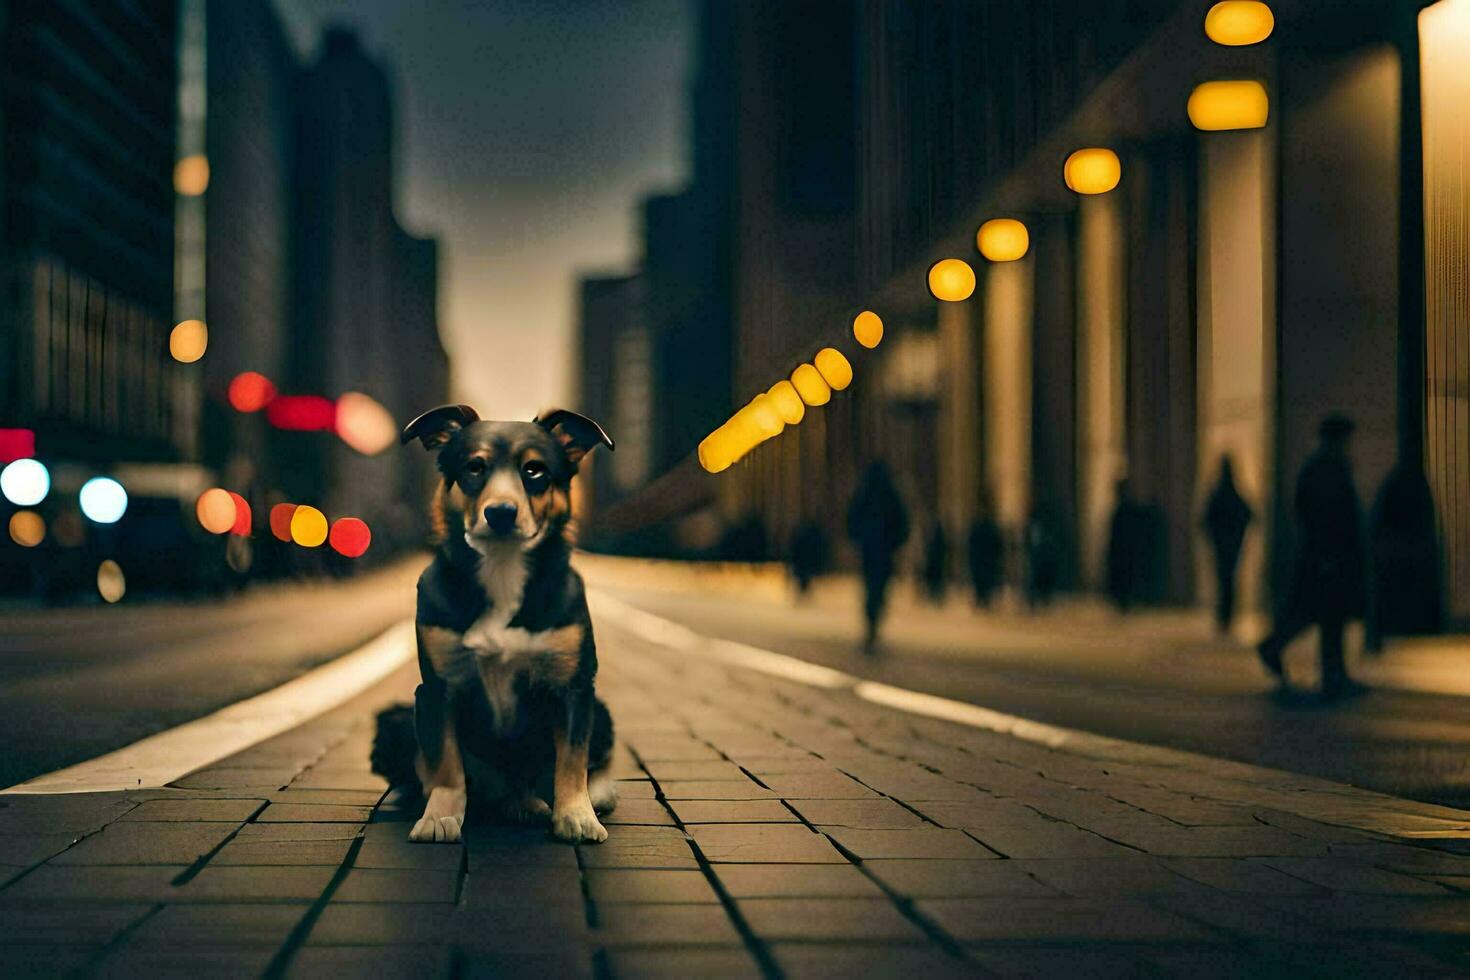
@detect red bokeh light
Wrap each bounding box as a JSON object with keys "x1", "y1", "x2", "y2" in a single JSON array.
[
  {"x1": 228, "y1": 372, "x2": 277, "y2": 413},
  {"x1": 266, "y1": 395, "x2": 337, "y2": 431},
  {"x1": 329, "y1": 517, "x2": 371, "y2": 558},
  {"x1": 227, "y1": 492, "x2": 252, "y2": 536},
  {"x1": 269, "y1": 503, "x2": 297, "y2": 542},
  {"x1": 0, "y1": 429, "x2": 36, "y2": 464}
]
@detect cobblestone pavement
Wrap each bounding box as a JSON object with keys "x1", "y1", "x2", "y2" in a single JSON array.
[{"x1": 7, "y1": 602, "x2": 1470, "y2": 977}]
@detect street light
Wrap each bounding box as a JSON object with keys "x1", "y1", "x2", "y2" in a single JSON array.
[
  {"x1": 79, "y1": 477, "x2": 128, "y2": 524},
  {"x1": 196, "y1": 488, "x2": 236, "y2": 535},
  {"x1": 0, "y1": 458, "x2": 49, "y2": 506},
  {"x1": 1204, "y1": 1, "x2": 1274, "y2": 46},
  {"x1": 169, "y1": 319, "x2": 208, "y2": 363},
  {"x1": 1064, "y1": 148, "x2": 1121, "y2": 194},
  {"x1": 791, "y1": 363, "x2": 833, "y2": 406},
  {"x1": 290, "y1": 505, "x2": 329, "y2": 547},
  {"x1": 814, "y1": 348, "x2": 853, "y2": 391},
  {"x1": 767, "y1": 380, "x2": 806, "y2": 425},
  {"x1": 928, "y1": 258, "x2": 977, "y2": 300},
  {"x1": 1187, "y1": 80, "x2": 1270, "y2": 131},
  {"x1": 853, "y1": 310, "x2": 884, "y2": 349},
  {"x1": 976, "y1": 220, "x2": 1029, "y2": 263}
]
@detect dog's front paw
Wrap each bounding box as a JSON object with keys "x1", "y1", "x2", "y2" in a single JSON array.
[
  {"x1": 409, "y1": 812, "x2": 463, "y2": 843},
  {"x1": 552, "y1": 802, "x2": 608, "y2": 844}
]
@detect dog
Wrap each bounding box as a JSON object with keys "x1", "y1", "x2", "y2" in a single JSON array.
[{"x1": 370, "y1": 404, "x2": 617, "y2": 845}]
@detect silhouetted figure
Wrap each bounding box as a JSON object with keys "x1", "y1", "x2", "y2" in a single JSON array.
[
  {"x1": 1105, "y1": 479, "x2": 1144, "y2": 611},
  {"x1": 1024, "y1": 507, "x2": 1060, "y2": 609},
  {"x1": 788, "y1": 520, "x2": 828, "y2": 600},
  {"x1": 1367, "y1": 462, "x2": 1442, "y2": 650},
  {"x1": 1258, "y1": 415, "x2": 1366, "y2": 698},
  {"x1": 847, "y1": 462, "x2": 909, "y2": 650},
  {"x1": 1203, "y1": 456, "x2": 1253, "y2": 634},
  {"x1": 921, "y1": 523, "x2": 948, "y2": 604},
  {"x1": 967, "y1": 514, "x2": 1003, "y2": 608}
]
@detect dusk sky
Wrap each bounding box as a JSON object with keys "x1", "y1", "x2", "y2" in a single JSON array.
[{"x1": 276, "y1": 0, "x2": 692, "y2": 421}]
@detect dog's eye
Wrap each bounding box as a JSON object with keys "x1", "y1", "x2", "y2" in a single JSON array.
[
  {"x1": 465, "y1": 458, "x2": 486, "y2": 475},
  {"x1": 522, "y1": 461, "x2": 548, "y2": 482}
]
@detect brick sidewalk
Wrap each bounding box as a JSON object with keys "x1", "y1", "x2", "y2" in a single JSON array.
[{"x1": 6, "y1": 606, "x2": 1470, "y2": 977}]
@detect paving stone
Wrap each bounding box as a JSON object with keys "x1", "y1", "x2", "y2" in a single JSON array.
[
  {"x1": 726, "y1": 755, "x2": 830, "y2": 775},
  {"x1": 286, "y1": 945, "x2": 455, "y2": 979},
  {"x1": 129, "y1": 902, "x2": 310, "y2": 945},
  {"x1": 458, "y1": 866, "x2": 584, "y2": 908},
  {"x1": 175, "y1": 864, "x2": 336, "y2": 902},
  {"x1": 1328, "y1": 842, "x2": 1470, "y2": 877},
  {"x1": 1010, "y1": 857, "x2": 1204, "y2": 897},
  {"x1": 759, "y1": 773, "x2": 879, "y2": 799},
  {"x1": 713, "y1": 862, "x2": 884, "y2": 898},
  {"x1": 271, "y1": 789, "x2": 386, "y2": 806},
  {"x1": 1117, "y1": 825, "x2": 1329, "y2": 858},
  {"x1": 738, "y1": 897, "x2": 926, "y2": 941},
  {"x1": 91, "y1": 944, "x2": 277, "y2": 978},
  {"x1": 258, "y1": 803, "x2": 375, "y2": 823},
  {"x1": 595, "y1": 903, "x2": 743, "y2": 946},
  {"x1": 171, "y1": 767, "x2": 297, "y2": 790},
  {"x1": 48, "y1": 822, "x2": 236, "y2": 865},
  {"x1": 467, "y1": 842, "x2": 581, "y2": 869},
  {"x1": 670, "y1": 800, "x2": 796, "y2": 824},
  {"x1": 603, "y1": 947, "x2": 762, "y2": 978},
  {"x1": 1283, "y1": 894, "x2": 1470, "y2": 937},
  {"x1": 586, "y1": 868, "x2": 720, "y2": 903},
  {"x1": 235, "y1": 822, "x2": 362, "y2": 842},
  {"x1": 642, "y1": 760, "x2": 752, "y2": 782},
  {"x1": 1165, "y1": 857, "x2": 1330, "y2": 894},
  {"x1": 116, "y1": 798, "x2": 266, "y2": 822},
  {"x1": 0, "y1": 902, "x2": 153, "y2": 946},
  {"x1": 0, "y1": 797, "x2": 135, "y2": 835},
  {"x1": 334, "y1": 867, "x2": 458, "y2": 903},
  {"x1": 918, "y1": 897, "x2": 1221, "y2": 944},
  {"x1": 0, "y1": 944, "x2": 94, "y2": 977},
  {"x1": 0, "y1": 864, "x2": 185, "y2": 902},
  {"x1": 789, "y1": 798, "x2": 925, "y2": 829},
  {"x1": 211, "y1": 838, "x2": 355, "y2": 866},
  {"x1": 459, "y1": 946, "x2": 595, "y2": 979},
  {"x1": 1260, "y1": 857, "x2": 1452, "y2": 895},
  {"x1": 605, "y1": 799, "x2": 678, "y2": 826},
  {"x1": 577, "y1": 839, "x2": 700, "y2": 870},
  {"x1": 773, "y1": 943, "x2": 982, "y2": 980},
  {"x1": 962, "y1": 822, "x2": 1136, "y2": 859},
  {"x1": 306, "y1": 903, "x2": 450, "y2": 945},
  {"x1": 863, "y1": 859, "x2": 1060, "y2": 898},
  {"x1": 288, "y1": 769, "x2": 388, "y2": 792},
  {"x1": 688, "y1": 824, "x2": 845, "y2": 864},
  {"x1": 912, "y1": 798, "x2": 1060, "y2": 829},
  {"x1": 628, "y1": 738, "x2": 723, "y2": 762},
  {"x1": 966, "y1": 944, "x2": 1155, "y2": 978},
  {"x1": 353, "y1": 841, "x2": 462, "y2": 871},
  {"x1": 658, "y1": 781, "x2": 776, "y2": 801},
  {"x1": 1157, "y1": 890, "x2": 1334, "y2": 943},
  {"x1": 822, "y1": 827, "x2": 999, "y2": 860},
  {"x1": 617, "y1": 780, "x2": 659, "y2": 800},
  {"x1": 0, "y1": 833, "x2": 83, "y2": 866}
]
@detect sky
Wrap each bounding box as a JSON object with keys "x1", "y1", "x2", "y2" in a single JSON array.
[{"x1": 275, "y1": 0, "x2": 692, "y2": 421}]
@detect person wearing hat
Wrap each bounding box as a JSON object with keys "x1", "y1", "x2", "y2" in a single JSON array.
[{"x1": 1257, "y1": 413, "x2": 1367, "y2": 698}]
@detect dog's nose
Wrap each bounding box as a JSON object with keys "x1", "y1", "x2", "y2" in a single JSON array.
[{"x1": 483, "y1": 503, "x2": 518, "y2": 535}]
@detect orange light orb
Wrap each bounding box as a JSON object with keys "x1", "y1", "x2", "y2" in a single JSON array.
[
  {"x1": 853, "y1": 310, "x2": 884, "y2": 349},
  {"x1": 1063, "y1": 148, "x2": 1121, "y2": 195},
  {"x1": 329, "y1": 517, "x2": 372, "y2": 558},
  {"x1": 228, "y1": 372, "x2": 277, "y2": 413},
  {"x1": 269, "y1": 503, "x2": 297, "y2": 542},
  {"x1": 814, "y1": 348, "x2": 853, "y2": 391},
  {"x1": 767, "y1": 380, "x2": 806, "y2": 425},
  {"x1": 173, "y1": 154, "x2": 210, "y2": 196},
  {"x1": 1187, "y1": 80, "x2": 1270, "y2": 131},
  {"x1": 196, "y1": 488, "x2": 237, "y2": 535},
  {"x1": 227, "y1": 492, "x2": 252, "y2": 536},
  {"x1": 927, "y1": 258, "x2": 977, "y2": 300},
  {"x1": 290, "y1": 505, "x2": 328, "y2": 547},
  {"x1": 335, "y1": 392, "x2": 397, "y2": 456},
  {"x1": 1204, "y1": 1, "x2": 1274, "y2": 46},
  {"x1": 169, "y1": 320, "x2": 208, "y2": 363},
  {"x1": 790, "y1": 364, "x2": 832, "y2": 406},
  {"x1": 8, "y1": 511, "x2": 44, "y2": 547},
  {"x1": 96, "y1": 560, "x2": 126, "y2": 603},
  {"x1": 976, "y1": 220, "x2": 1029, "y2": 262}
]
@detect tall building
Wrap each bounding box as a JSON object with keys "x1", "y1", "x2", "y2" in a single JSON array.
[{"x1": 0, "y1": 0, "x2": 182, "y2": 463}]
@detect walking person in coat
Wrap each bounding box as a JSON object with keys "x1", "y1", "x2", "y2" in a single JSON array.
[
  {"x1": 847, "y1": 461, "x2": 909, "y2": 651},
  {"x1": 1203, "y1": 455, "x2": 1253, "y2": 634}
]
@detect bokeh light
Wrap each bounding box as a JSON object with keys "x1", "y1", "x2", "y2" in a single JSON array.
[
  {"x1": 96, "y1": 560, "x2": 126, "y2": 603},
  {"x1": 196, "y1": 488, "x2": 237, "y2": 535},
  {"x1": 927, "y1": 258, "x2": 978, "y2": 300},
  {"x1": 746, "y1": 395, "x2": 785, "y2": 440},
  {"x1": 227, "y1": 492, "x2": 252, "y2": 536},
  {"x1": 335, "y1": 392, "x2": 397, "y2": 455},
  {"x1": 853, "y1": 311, "x2": 884, "y2": 349},
  {"x1": 269, "y1": 503, "x2": 297, "y2": 542},
  {"x1": 1, "y1": 458, "x2": 50, "y2": 506},
  {"x1": 329, "y1": 517, "x2": 372, "y2": 557},
  {"x1": 79, "y1": 477, "x2": 128, "y2": 524},
  {"x1": 8, "y1": 511, "x2": 44, "y2": 547},
  {"x1": 1204, "y1": 1, "x2": 1274, "y2": 46},
  {"x1": 1187, "y1": 80, "x2": 1270, "y2": 131},
  {"x1": 976, "y1": 220, "x2": 1029, "y2": 262},
  {"x1": 1063, "y1": 148, "x2": 1121, "y2": 194},
  {"x1": 228, "y1": 372, "x2": 277, "y2": 413},
  {"x1": 169, "y1": 319, "x2": 208, "y2": 363},
  {"x1": 814, "y1": 348, "x2": 854, "y2": 391},
  {"x1": 291, "y1": 505, "x2": 329, "y2": 547},
  {"x1": 767, "y1": 380, "x2": 806, "y2": 425},
  {"x1": 266, "y1": 395, "x2": 337, "y2": 431},
  {"x1": 173, "y1": 154, "x2": 210, "y2": 196},
  {"x1": 698, "y1": 428, "x2": 739, "y2": 474},
  {"x1": 791, "y1": 363, "x2": 832, "y2": 406}
]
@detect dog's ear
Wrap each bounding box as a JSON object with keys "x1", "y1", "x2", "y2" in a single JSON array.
[
  {"x1": 401, "y1": 404, "x2": 479, "y2": 450},
  {"x1": 534, "y1": 408, "x2": 614, "y2": 467}
]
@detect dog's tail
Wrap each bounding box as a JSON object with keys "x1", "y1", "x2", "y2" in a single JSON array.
[{"x1": 370, "y1": 703, "x2": 422, "y2": 796}]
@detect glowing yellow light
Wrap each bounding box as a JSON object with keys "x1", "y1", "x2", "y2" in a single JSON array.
[
  {"x1": 8, "y1": 511, "x2": 44, "y2": 547},
  {"x1": 1204, "y1": 1, "x2": 1274, "y2": 46},
  {"x1": 335, "y1": 392, "x2": 397, "y2": 455},
  {"x1": 97, "y1": 560, "x2": 125, "y2": 603},
  {"x1": 169, "y1": 319, "x2": 208, "y2": 363},
  {"x1": 814, "y1": 348, "x2": 853, "y2": 391},
  {"x1": 1064, "y1": 148, "x2": 1121, "y2": 195},
  {"x1": 196, "y1": 488, "x2": 236, "y2": 535},
  {"x1": 698, "y1": 428, "x2": 736, "y2": 473},
  {"x1": 853, "y1": 310, "x2": 884, "y2": 349},
  {"x1": 1187, "y1": 80, "x2": 1270, "y2": 131},
  {"x1": 174, "y1": 154, "x2": 210, "y2": 196},
  {"x1": 767, "y1": 380, "x2": 806, "y2": 425},
  {"x1": 928, "y1": 258, "x2": 978, "y2": 301},
  {"x1": 976, "y1": 220, "x2": 1029, "y2": 263},
  {"x1": 791, "y1": 363, "x2": 832, "y2": 406},
  {"x1": 290, "y1": 505, "x2": 329, "y2": 547}
]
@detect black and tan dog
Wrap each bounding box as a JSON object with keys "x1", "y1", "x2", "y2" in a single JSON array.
[{"x1": 371, "y1": 404, "x2": 617, "y2": 844}]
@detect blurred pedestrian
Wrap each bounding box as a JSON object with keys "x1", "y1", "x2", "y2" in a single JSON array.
[
  {"x1": 921, "y1": 522, "x2": 948, "y2": 605},
  {"x1": 1257, "y1": 414, "x2": 1366, "y2": 698},
  {"x1": 846, "y1": 461, "x2": 909, "y2": 650},
  {"x1": 1023, "y1": 506, "x2": 1060, "y2": 609},
  {"x1": 967, "y1": 511, "x2": 1003, "y2": 608},
  {"x1": 1105, "y1": 478, "x2": 1142, "y2": 611},
  {"x1": 1203, "y1": 455, "x2": 1253, "y2": 634},
  {"x1": 788, "y1": 520, "x2": 828, "y2": 600}
]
